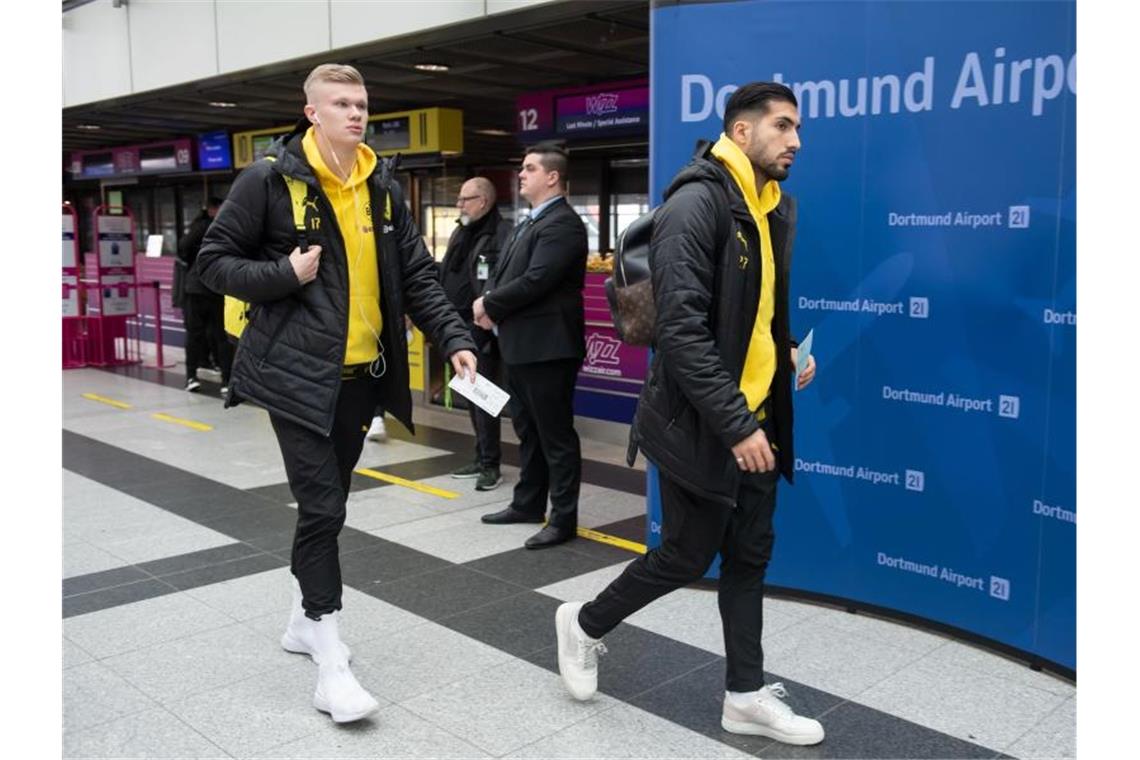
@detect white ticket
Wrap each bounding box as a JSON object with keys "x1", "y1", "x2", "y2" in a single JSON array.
[
  {"x1": 796, "y1": 328, "x2": 814, "y2": 385},
  {"x1": 448, "y1": 371, "x2": 511, "y2": 417}
]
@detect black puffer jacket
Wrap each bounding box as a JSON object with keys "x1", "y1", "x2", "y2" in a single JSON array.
[
  {"x1": 438, "y1": 207, "x2": 511, "y2": 320},
  {"x1": 439, "y1": 207, "x2": 512, "y2": 355},
  {"x1": 177, "y1": 210, "x2": 214, "y2": 296},
  {"x1": 629, "y1": 140, "x2": 798, "y2": 505},
  {"x1": 196, "y1": 119, "x2": 476, "y2": 436}
]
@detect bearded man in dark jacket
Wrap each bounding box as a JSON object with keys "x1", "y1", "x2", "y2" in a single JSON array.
[
  {"x1": 553, "y1": 83, "x2": 824, "y2": 747},
  {"x1": 439, "y1": 176, "x2": 511, "y2": 490},
  {"x1": 197, "y1": 63, "x2": 476, "y2": 724}
]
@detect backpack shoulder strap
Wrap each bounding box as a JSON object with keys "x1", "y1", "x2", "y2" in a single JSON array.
[
  {"x1": 369, "y1": 172, "x2": 394, "y2": 232},
  {"x1": 263, "y1": 156, "x2": 310, "y2": 249},
  {"x1": 223, "y1": 157, "x2": 313, "y2": 342}
]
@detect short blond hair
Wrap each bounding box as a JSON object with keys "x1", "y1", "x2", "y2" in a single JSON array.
[{"x1": 303, "y1": 63, "x2": 365, "y2": 101}]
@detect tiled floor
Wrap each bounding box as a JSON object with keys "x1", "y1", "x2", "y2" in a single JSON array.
[{"x1": 62, "y1": 366, "x2": 1076, "y2": 759}]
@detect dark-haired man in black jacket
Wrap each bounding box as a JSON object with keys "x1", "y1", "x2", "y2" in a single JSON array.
[
  {"x1": 197, "y1": 63, "x2": 476, "y2": 724},
  {"x1": 553, "y1": 83, "x2": 823, "y2": 746},
  {"x1": 177, "y1": 196, "x2": 231, "y2": 392}
]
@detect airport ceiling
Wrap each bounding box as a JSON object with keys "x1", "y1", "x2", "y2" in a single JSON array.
[{"x1": 61, "y1": 0, "x2": 649, "y2": 163}]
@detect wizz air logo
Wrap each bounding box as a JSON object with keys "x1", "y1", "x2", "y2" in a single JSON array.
[
  {"x1": 586, "y1": 334, "x2": 622, "y2": 366},
  {"x1": 585, "y1": 93, "x2": 620, "y2": 116}
]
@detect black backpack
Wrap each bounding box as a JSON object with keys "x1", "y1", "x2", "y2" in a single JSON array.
[{"x1": 604, "y1": 181, "x2": 731, "y2": 346}]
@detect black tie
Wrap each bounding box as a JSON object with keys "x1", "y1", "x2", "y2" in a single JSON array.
[{"x1": 505, "y1": 217, "x2": 530, "y2": 250}]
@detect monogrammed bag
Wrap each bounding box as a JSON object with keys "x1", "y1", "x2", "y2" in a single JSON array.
[{"x1": 604, "y1": 209, "x2": 657, "y2": 346}]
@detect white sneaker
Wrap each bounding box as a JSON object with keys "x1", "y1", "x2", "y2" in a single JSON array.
[
  {"x1": 314, "y1": 659, "x2": 379, "y2": 723},
  {"x1": 366, "y1": 416, "x2": 387, "y2": 441},
  {"x1": 306, "y1": 616, "x2": 378, "y2": 723},
  {"x1": 721, "y1": 683, "x2": 825, "y2": 745},
  {"x1": 280, "y1": 579, "x2": 351, "y2": 664},
  {"x1": 555, "y1": 601, "x2": 607, "y2": 701}
]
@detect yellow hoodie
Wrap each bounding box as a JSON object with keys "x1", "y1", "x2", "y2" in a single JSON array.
[
  {"x1": 302, "y1": 127, "x2": 383, "y2": 366},
  {"x1": 710, "y1": 133, "x2": 780, "y2": 413}
]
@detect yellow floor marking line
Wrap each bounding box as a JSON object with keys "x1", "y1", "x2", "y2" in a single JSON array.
[
  {"x1": 81, "y1": 393, "x2": 133, "y2": 410},
  {"x1": 150, "y1": 413, "x2": 214, "y2": 432},
  {"x1": 354, "y1": 468, "x2": 460, "y2": 499},
  {"x1": 577, "y1": 526, "x2": 647, "y2": 554}
]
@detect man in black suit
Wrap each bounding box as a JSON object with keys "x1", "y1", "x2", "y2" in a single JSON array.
[{"x1": 473, "y1": 143, "x2": 588, "y2": 549}]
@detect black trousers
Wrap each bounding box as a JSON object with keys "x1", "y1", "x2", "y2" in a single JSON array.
[
  {"x1": 184, "y1": 293, "x2": 233, "y2": 383},
  {"x1": 468, "y1": 349, "x2": 502, "y2": 469},
  {"x1": 505, "y1": 358, "x2": 582, "y2": 530},
  {"x1": 269, "y1": 376, "x2": 379, "y2": 618},
  {"x1": 579, "y1": 468, "x2": 779, "y2": 692}
]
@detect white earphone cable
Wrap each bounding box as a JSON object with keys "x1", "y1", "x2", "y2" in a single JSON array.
[{"x1": 316, "y1": 119, "x2": 386, "y2": 378}]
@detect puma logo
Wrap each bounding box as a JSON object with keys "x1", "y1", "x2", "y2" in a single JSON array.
[{"x1": 302, "y1": 197, "x2": 322, "y2": 231}]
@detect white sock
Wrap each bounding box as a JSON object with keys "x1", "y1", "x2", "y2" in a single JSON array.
[
  {"x1": 572, "y1": 614, "x2": 599, "y2": 643},
  {"x1": 726, "y1": 689, "x2": 763, "y2": 708}
]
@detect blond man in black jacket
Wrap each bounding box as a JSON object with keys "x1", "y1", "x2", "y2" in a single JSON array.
[{"x1": 198, "y1": 63, "x2": 476, "y2": 724}]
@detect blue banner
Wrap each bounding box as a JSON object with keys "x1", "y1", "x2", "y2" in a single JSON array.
[{"x1": 647, "y1": 0, "x2": 1075, "y2": 671}]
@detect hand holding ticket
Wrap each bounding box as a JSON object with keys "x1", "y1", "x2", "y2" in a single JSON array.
[
  {"x1": 795, "y1": 329, "x2": 814, "y2": 390},
  {"x1": 447, "y1": 372, "x2": 511, "y2": 417}
]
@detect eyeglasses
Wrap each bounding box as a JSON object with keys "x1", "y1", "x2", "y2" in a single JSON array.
[{"x1": 456, "y1": 195, "x2": 483, "y2": 204}]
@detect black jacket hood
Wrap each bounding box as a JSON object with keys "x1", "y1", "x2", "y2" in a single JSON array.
[
  {"x1": 663, "y1": 140, "x2": 727, "y2": 199},
  {"x1": 662, "y1": 139, "x2": 759, "y2": 226}
]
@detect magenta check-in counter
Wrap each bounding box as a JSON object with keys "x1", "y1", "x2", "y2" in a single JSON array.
[{"x1": 573, "y1": 272, "x2": 647, "y2": 424}]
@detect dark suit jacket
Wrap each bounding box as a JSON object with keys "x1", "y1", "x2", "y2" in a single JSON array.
[{"x1": 482, "y1": 196, "x2": 588, "y2": 365}]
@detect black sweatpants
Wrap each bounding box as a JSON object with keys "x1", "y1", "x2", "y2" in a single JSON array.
[
  {"x1": 504, "y1": 358, "x2": 582, "y2": 530},
  {"x1": 468, "y1": 349, "x2": 502, "y2": 469},
  {"x1": 269, "y1": 376, "x2": 379, "y2": 618},
  {"x1": 578, "y1": 468, "x2": 779, "y2": 691},
  {"x1": 184, "y1": 293, "x2": 233, "y2": 384}
]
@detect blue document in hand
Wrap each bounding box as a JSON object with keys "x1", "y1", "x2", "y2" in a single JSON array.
[{"x1": 795, "y1": 328, "x2": 814, "y2": 384}]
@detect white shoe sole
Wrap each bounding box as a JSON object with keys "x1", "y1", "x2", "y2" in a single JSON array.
[
  {"x1": 314, "y1": 691, "x2": 379, "y2": 723},
  {"x1": 555, "y1": 603, "x2": 596, "y2": 701},
  {"x1": 280, "y1": 630, "x2": 352, "y2": 664},
  {"x1": 720, "y1": 716, "x2": 824, "y2": 745}
]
